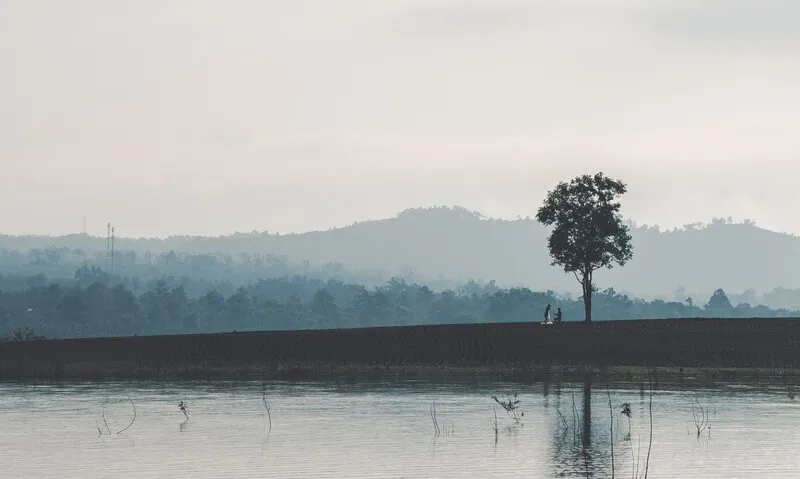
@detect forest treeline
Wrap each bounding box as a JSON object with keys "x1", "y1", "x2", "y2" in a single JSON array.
[
  {"x1": 0, "y1": 244, "x2": 462, "y2": 294},
  {"x1": 3, "y1": 206, "x2": 800, "y2": 305},
  {"x1": 3, "y1": 242, "x2": 800, "y2": 311},
  {"x1": 1, "y1": 269, "x2": 797, "y2": 341}
]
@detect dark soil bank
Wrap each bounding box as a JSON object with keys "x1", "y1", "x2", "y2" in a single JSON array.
[{"x1": 1, "y1": 318, "x2": 799, "y2": 380}]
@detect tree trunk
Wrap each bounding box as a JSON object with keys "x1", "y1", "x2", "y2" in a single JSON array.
[{"x1": 583, "y1": 274, "x2": 593, "y2": 323}]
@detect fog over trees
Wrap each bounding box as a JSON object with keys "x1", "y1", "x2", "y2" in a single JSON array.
[{"x1": 1, "y1": 206, "x2": 798, "y2": 308}]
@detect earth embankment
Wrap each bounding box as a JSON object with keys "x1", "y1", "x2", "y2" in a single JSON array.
[{"x1": 1, "y1": 318, "x2": 798, "y2": 379}]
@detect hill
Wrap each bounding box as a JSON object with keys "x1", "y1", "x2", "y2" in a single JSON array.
[{"x1": 1, "y1": 206, "x2": 799, "y2": 300}]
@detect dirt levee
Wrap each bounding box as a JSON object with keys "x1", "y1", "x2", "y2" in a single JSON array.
[{"x1": 1, "y1": 318, "x2": 798, "y2": 379}]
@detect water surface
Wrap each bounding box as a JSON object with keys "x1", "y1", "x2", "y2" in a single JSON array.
[{"x1": 0, "y1": 378, "x2": 797, "y2": 478}]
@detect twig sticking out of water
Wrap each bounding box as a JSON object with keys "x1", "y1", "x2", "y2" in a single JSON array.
[
  {"x1": 430, "y1": 400, "x2": 441, "y2": 436},
  {"x1": 178, "y1": 401, "x2": 189, "y2": 420},
  {"x1": 262, "y1": 384, "x2": 272, "y2": 433},
  {"x1": 691, "y1": 398, "x2": 709, "y2": 438},
  {"x1": 116, "y1": 398, "x2": 136, "y2": 435},
  {"x1": 96, "y1": 420, "x2": 103, "y2": 438},
  {"x1": 491, "y1": 393, "x2": 524, "y2": 425}
]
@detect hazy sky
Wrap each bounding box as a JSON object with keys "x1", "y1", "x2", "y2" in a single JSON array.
[{"x1": 2, "y1": 0, "x2": 799, "y2": 238}]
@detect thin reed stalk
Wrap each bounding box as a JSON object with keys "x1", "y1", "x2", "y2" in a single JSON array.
[{"x1": 607, "y1": 388, "x2": 615, "y2": 479}]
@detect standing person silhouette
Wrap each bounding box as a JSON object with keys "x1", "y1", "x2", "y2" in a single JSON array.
[
  {"x1": 543, "y1": 304, "x2": 551, "y2": 323},
  {"x1": 555, "y1": 307, "x2": 562, "y2": 324}
]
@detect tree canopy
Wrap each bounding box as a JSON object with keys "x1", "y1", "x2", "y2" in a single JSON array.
[{"x1": 536, "y1": 172, "x2": 633, "y2": 322}]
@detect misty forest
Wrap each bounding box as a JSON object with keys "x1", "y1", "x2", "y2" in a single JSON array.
[{"x1": 2, "y1": 204, "x2": 800, "y2": 340}]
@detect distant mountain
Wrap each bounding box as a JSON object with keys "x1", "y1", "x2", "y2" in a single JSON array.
[{"x1": 1, "y1": 206, "x2": 799, "y2": 299}]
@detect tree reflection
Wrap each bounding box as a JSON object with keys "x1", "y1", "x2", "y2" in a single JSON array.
[
  {"x1": 549, "y1": 374, "x2": 615, "y2": 478},
  {"x1": 548, "y1": 374, "x2": 655, "y2": 478}
]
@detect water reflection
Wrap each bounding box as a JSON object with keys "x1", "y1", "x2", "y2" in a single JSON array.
[{"x1": 549, "y1": 375, "x2": 655, "y2": 478}]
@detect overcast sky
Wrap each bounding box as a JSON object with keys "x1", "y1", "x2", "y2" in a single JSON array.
[{"x1": 2, "y1": 0, "x2": 799, "y2": 238}]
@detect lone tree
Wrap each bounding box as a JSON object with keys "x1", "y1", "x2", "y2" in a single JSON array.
[{"x1": 536, "y1": 172, "x2": 633, "y2": 323}]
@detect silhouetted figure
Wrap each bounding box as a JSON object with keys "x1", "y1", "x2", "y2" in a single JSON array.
[
  {"x1": 544, "y1": 304, "x2": 551, "y2": 322},
  {"x1": 555, "y1": 308, "x2": 562, "y2": 324}
]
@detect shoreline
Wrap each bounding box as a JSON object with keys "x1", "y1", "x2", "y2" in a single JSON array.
[{"x1": 3, "y1": 362, "x2": 799, "y2": 383}]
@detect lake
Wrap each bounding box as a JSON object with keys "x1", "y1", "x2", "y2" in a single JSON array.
[{"x1": 0, "y1": 377, "x2": 797, "y2": 478}]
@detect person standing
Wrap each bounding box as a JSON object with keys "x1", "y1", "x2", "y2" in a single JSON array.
[
  {"x1": 544, "y1": 304, "x2": 551, "y2": 323},
  {"x1": 555, "y1": 307, "x2": 562, "y2": 324}
]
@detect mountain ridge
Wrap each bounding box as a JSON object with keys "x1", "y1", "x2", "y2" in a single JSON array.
[{"x1": 1, "y1": 206, "x2": 799, "y2": 298}]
